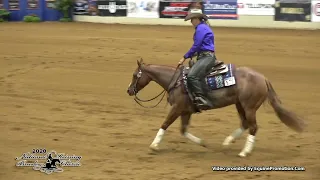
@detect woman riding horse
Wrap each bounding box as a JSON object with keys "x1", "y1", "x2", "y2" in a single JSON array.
[
  {"x1": 178, "y1": 9, "x2": 216, "y2": 110},
  {"x1": 126, "y1": 10, "x2": 306, "y2": 157}
]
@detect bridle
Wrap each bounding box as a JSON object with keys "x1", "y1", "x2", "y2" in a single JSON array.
[
  {"x1": 132, "y1": 64, "x2": 182, "y2": 108},
  {"x1": 132, "y1": 69, "x2": 166, "y2": 108}
]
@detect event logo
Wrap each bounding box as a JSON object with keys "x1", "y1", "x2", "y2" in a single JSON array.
[
  {"x1": 238, "y1": 3, "x2": 273, "y2": 9},
  {"x1": 98, "y1": 2, "x2": 127, "y2": 14},
  {"x1": 128, "y1": 1, "x2": 137, "y2": 13},
  {"x1": 75, "y1": 0, "x2": 87, "y2": 6},
  {"x1": 74, "y1": 0, "x2": 89, "y2": 15},
  {"x1": 204, "y1": 4, "x2": 237, "y2": 10},
  {"x1": 161, "y1": 2, "x2": 189, "y2": 16},
  {"x1": 15, "y1": 148, "x2": 82, "y2": 175},
  {"x1": 163, "y1": 6, "x2": 186, "y2": 12},
  {"x1": 315, "y1": 3, "x2": 320, "y2": 16}
]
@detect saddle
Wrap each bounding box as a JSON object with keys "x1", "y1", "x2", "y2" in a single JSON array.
[
  {"x1": 180, "y1": 60, "x2": 236, "y2": 113},
  {"x1": 187, "y1": 60, "x2": 227, "y2": 76}
]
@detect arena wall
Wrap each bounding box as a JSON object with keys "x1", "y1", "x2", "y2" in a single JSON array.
[
  {"x1": 73, "y1": 15, "x2": 320, "y2": 30},
  {"x1": 1, "y1": 0, "x2": 61, "y2": 21}
]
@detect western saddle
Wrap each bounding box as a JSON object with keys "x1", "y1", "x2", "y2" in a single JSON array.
[{"x1": 188, "y1": 59, "x2": 227, "y2": 76}]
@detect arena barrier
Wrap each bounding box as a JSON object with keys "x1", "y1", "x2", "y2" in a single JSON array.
[
  {"x1": 0, "y1": 0, "x2": 61, "y2": 21},
  {"x1": 72, "y1": 0, "x2": 320, "y2": 30}
]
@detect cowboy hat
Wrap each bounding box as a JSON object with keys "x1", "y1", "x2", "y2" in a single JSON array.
[{"x1": 184, "y1": 9, "x2": 208, "y2": 21}]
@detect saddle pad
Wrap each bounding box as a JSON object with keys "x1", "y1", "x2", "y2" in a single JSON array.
[{"x1": 206, "y1": 64, "x2": 236, "y2": 90}]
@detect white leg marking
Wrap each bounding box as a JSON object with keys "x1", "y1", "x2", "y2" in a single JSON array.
[
  {"x1": 149, "y1": 128, "x2": 165, "y2": 151},
  {"x1": 222, "y1": 136, "x2": 235, "y2": 146},
  {"x1": 184, "y1": 132, "x2": 202, "y2": 144},
  {"x1": 222, "y1": 128, "x2": 244, "y2": 146},
  {"x1": 238, "y1": 135, "x2": 255, "y2": 157}
]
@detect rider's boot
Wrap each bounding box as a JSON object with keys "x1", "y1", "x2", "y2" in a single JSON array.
[
  {"x1": 194, "y1": 95, "x2": 213, "y2": 110},
  {"x1": 189, "y1": 79, "x2": 213, "y2": 110}
]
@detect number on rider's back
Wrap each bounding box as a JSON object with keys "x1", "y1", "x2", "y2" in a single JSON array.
[
  {"x1": 224, "y1": 77, "x2": 235, "y2": 86},
  {"x1": 33, "y1": 148, "x2": 46, "y2": 153}
]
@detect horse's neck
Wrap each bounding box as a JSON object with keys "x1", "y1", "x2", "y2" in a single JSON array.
[{"x1": 144, "y1": 65, "x2": 176, "y2": 91}]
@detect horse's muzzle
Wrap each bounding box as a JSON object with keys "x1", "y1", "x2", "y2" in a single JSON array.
[{"x1": 127, "y1": 88, "x2": 135, "y2": 96}]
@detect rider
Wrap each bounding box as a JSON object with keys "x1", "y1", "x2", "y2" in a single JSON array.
[{"x1": 178, "y1": 9, "x2": 216, "y2": 110}]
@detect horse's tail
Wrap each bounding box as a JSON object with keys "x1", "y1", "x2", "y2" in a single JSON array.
[{"x1": 265, "y1": 79, "x2": 306, "y2": 133}]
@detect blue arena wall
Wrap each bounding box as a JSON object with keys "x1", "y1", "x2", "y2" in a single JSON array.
[{"x1": 1, "y1": 0, "x2": 62, "y2": 21}]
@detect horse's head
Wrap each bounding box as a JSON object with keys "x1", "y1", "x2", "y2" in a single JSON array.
[{"x1": 127, "y1": 58, "x2": 152, "y2": 96}]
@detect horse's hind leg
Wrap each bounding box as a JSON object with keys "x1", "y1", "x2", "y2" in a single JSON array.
[
  {"x1": 222, "y1": 102, "x2": 248, "y2": 146},
  {"x1": 181, "y1": 113, "x2": 206, "y2": 147},
  {"x1": 238, "y1": 109, "x2": 258, "y2": 157},
  {"x1": 237, "y1": 84, "x2": 267, "y2": 157}
]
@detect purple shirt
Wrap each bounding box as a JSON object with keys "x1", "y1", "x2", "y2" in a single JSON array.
[{"x1": 183, "y1": 22, "x2": 215, "y2": 59}]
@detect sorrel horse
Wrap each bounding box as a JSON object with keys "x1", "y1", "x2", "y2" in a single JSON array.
[{"x1": 127, "y1": 58, "x2": 306, "y2": 157}]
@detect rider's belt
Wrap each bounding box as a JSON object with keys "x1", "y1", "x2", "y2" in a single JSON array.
[
  {"x1": 199, "y1": 51, "x2": 214, "y2": 56},
  {"x1": 197, "y1": 51, "x2": 215, "y2": 59}
]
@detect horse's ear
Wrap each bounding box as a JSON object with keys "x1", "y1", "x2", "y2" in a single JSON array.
[
  {"x1": 137, "y1": 60, "x2": 141, "y2": 67},
  {"x1": 140, "y1": 58, "x2": 144, "y2": 64}
]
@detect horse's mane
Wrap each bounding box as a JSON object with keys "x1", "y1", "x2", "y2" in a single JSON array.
[
  {"x1": 140, "y1": 62, "x2": 180, "y2": 107},
  {"x1": 144, "y1": 63, "x2": 177, "y2": 71}
]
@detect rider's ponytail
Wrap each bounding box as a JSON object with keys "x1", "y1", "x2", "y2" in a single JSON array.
[
  {"x1": 204, "y1": 19, "x2": 211, "y2": 27},
  {"x1": 200, "y1": 18, "x2": 210, "y2": 27}
]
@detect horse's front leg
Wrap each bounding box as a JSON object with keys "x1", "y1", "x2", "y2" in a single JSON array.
[
  {"x1": 149, "y1": 105, "x2": 181, "y2": 151},
  {"x1": 180, "y1": 113, "x2": 206, "y2": 147}
]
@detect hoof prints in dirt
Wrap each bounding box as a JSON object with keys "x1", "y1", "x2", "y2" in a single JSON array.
[
  {"x1": 73, "y1": 100, "x2": 140, "y2": 117},
  {"x1": 51, "y1": 107, "x2": 63, "y2": 111}
]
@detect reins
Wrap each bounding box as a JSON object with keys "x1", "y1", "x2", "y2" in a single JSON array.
[
  {"x1": 134, "y1": 90, "x2": 166, "y2": 108},
  {"x1": 133, "y1": 63, "x2": 183, "y2": 108}
]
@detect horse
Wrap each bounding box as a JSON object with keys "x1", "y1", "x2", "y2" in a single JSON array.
[
  {"x1": 127, "y1": 58, "x2": 306, "y2": 157},
  {"x1": 45, "y1": 158, "x2": 60, "y2": 169}
]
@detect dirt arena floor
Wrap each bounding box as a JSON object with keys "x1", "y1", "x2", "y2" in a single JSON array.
[{"x1": 0, "y1": 22, "x2": 319, "y2": 180}]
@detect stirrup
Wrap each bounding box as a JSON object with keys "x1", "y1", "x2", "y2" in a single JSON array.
[{"x1": 194, "y1": 96, "x2": 213, "y2": 108}]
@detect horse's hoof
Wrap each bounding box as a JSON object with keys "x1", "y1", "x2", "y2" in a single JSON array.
[
  {"x1": 238, "y1": 151, "x2": 248, "y2": 158},
  {"x1": 149, "y1": 144, "x2": 160, "y2": 151},
  {"x1": 222, "y1": 142, "x2": 230, "y2": 146},
  {"x1": 199, "y1": 140, "x2": 207, "y2": 148},
  {"x1": 222, "y1": 136, "x2": 234, "y2": 146}
]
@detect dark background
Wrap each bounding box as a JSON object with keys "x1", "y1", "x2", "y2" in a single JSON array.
[{"x1": 275, "y1": 0, "x2": 311, "y2": 22}]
